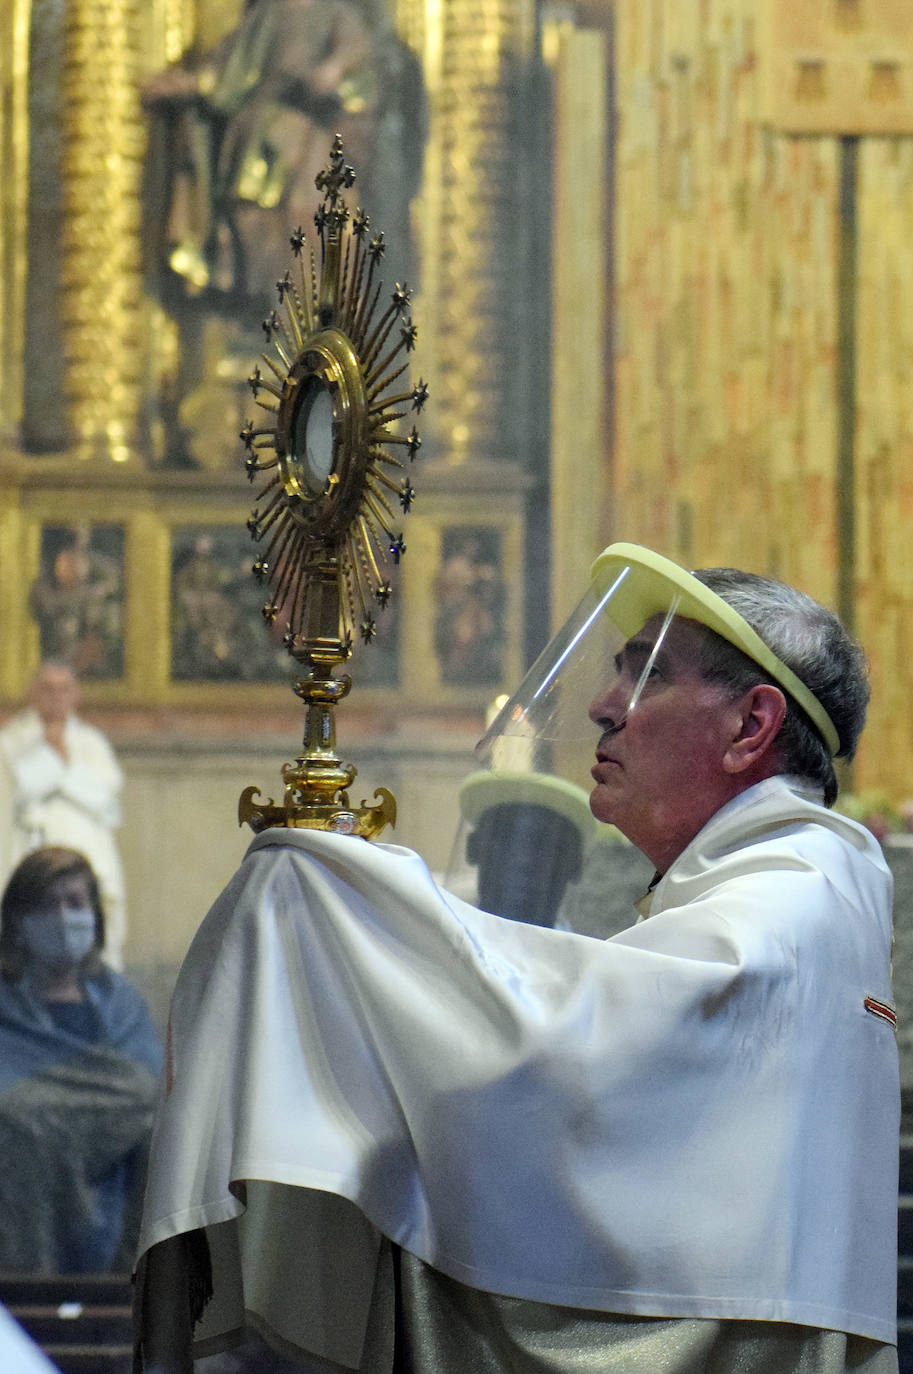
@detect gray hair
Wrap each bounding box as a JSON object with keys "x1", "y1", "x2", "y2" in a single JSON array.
[{"x1": 689, "y1": 568, "x2": 869, "y2": 807}]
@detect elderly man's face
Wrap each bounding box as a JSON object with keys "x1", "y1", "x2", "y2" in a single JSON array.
[
  {"x1": 588, "y1": 618, "x2": 745, "y2": 872},
  {"x1": 30, "y1": 665, "x2": 80, "y2": 725}
]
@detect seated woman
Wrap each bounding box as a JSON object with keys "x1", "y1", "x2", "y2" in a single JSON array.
[{"x1": 0, "y1": 847, "x2": 163, "y2": 1273}]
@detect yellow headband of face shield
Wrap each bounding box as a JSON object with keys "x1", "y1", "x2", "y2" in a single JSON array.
[{"x1": 590, "y1": 544, "x2": 841, "y2": 758}]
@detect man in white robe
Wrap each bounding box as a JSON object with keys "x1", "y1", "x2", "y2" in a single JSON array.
[
  {"x1": 0, "y1": 664, "x2": 127, "y2": 969},
  {"x1": 134, "y1": 545, "x2": 899, "y2": 1373}
]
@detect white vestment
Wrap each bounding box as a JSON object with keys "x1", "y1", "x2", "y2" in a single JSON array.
[
  {"x1": 137, "y1": 776, "x2": 899, "y2": 1368},
  {"x1": 0, "y1": 708, "x2": 126, "y2": 969}
]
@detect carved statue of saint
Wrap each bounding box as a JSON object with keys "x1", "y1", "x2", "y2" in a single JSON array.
[
  {"x1": 142, "y1": 0, "x2": 425, "y2": 466},
  {"x1": 143, "y1": 0, "x2": 423, "y2": 313}
]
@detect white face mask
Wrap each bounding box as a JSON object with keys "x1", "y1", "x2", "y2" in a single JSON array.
[{"x1": 20, "y1": 908, "x2": 96, "y2": 967}]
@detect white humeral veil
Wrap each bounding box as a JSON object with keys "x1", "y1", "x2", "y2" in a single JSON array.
[{"x1": 137, "y1": 776, "x2": 899, "y2": 1366}]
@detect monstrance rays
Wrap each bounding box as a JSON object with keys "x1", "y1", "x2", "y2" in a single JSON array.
[{"x1": 240, "y1": 136, "x2": 427, "y2": 666}]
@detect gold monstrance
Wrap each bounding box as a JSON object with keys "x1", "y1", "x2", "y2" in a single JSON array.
[{"x1": 238, "y1": 137, "x2": 426, "y2": 840}]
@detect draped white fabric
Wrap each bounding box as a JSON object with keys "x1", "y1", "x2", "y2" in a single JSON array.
[{"x1": 138, "y1": 776, "x2": 899, "y2": 1358}]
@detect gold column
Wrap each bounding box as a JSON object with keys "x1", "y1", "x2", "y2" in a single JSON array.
[
  {"x1": 61, "y1": 0, "x2": 145, "y2": 462},
  {"x1": 0, "y1": 0, "x2": 32, "y2": 445}
]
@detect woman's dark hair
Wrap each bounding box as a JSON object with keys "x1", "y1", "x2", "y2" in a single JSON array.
[{"x1": 0, "y1": 847, "x2": 105, "y2": 981}]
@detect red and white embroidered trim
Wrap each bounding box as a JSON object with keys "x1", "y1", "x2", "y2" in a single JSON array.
[{"x1": 864, "y1": 995, "x2": 897, "y2": 1030}]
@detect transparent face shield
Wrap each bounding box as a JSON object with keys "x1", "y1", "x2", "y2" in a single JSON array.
[
  {"x1": 456, "y1": 542, "x2": 841, "y2": 922},
  {"x1": 475, "y1": 562, "x2": 683, "y2": 792}
]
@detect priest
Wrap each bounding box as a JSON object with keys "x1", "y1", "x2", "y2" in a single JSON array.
[{"x1": 135, "y1": 544, "x2": 899, "y2": 1374}]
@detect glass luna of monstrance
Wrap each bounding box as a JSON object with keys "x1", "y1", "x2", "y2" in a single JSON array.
[{"x1": 237, "y1": 136, "x2": 427, "y2": 841}]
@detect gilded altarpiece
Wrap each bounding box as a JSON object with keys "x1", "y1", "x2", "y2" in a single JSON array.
[{"x1": 0, "y1": 0, "x2": 549, "y2": 717}]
